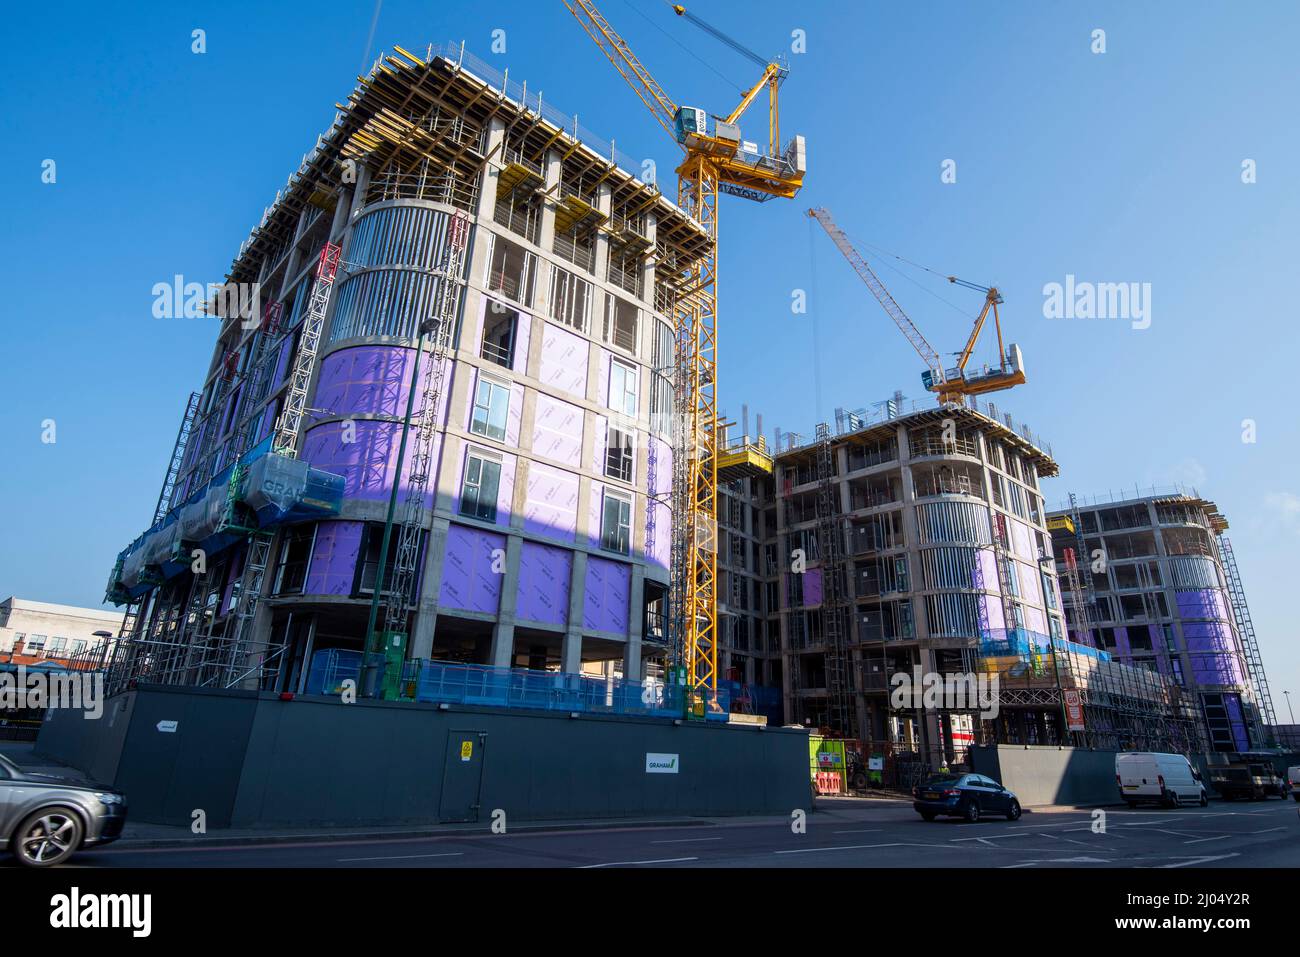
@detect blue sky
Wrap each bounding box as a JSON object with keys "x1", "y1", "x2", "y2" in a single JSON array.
[{"x1": 2, "y1": 1, "x2": 1297, "y2": 719}]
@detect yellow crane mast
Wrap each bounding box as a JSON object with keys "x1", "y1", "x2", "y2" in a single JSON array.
[{"x1": 564, "y1": 1, "x2": 806, "y2": 704}]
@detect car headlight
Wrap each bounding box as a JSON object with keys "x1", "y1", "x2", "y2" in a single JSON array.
[{"x1": 95, "y1": 792, "x2": 124, "y2": 806}]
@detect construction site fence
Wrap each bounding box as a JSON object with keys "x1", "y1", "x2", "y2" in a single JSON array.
[{"x1": 810, "y1": 737, "x2": 966, "y2": 795}]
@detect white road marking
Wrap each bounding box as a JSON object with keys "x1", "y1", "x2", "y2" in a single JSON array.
[
  {"x1": 1001, "y1": 862, "x2": 1038, "y2": 868},
  {"x1": 651, "y1": 837, "x2": 723, "y2": 844},
  {"x1": 1252, "y1": 826, "x2": 1286, "y2": 835},
  {"x1": 832, "y1": 829, "x2": 882, "y2": 835},
  {"x1": 774, "y1": 842, "x2": 938, "y2": 855},
  {"x1": 1183, "y1": 835, "x2": 1231, "y2": 845},
  {"x1": 950, "y1": 831, "x2": 1033, "y2": 842},
  {"x1": 578, "y1": 857, "x2": 698, "y2": 868},
  {"x1": 1159, "y1": 853, "x2": 1239, "y2": 868},
  {"x1": 338, "y1": 852, "x2": 464, "y2": 862}
]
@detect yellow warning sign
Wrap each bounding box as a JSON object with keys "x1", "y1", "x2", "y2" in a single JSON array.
[{"x1": 460, "y1": 740, "x2": 473, "y2": 761}]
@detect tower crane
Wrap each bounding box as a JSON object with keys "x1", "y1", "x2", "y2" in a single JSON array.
[
  {"x1": 807, "y1": 207, "x2": 1026, "y2": 406},
  {"x1": 564, "y1": 1, "x2": 806, "y2": 706}
]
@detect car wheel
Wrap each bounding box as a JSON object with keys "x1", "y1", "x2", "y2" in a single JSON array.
[
  {"x1": 1006, "y1": 800, "x2": 1022, "y2": 821},
  {"x1": 1199, "y1": 791, "x2": 1208, "y2": 808},
  {"x1": 919, "y1": 811, "x2": 937, "y2": 821},
  {"x1": 850, "y1": 772, "x2": 868, "y2": 791},
  {"x1": 1168, "y1": 791, "x2": 1182, "y2": 809},
  {"x1": 1125, "y1": 800, "x2": 1138, "y2": 809},
  {"x1": 963, "y1": 799, "x2": 981, "y2": 823},
  {"x1": 12, "y1": 806, "x2": 84, "y2": 868}
]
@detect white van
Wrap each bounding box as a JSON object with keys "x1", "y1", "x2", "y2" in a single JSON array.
[
  {"x1": 1288, "y1": 766, "x2": 1300, "y2": 802},
  {"x1": 1116, "y1": 752, "x2": 1207, "y2": 808}
]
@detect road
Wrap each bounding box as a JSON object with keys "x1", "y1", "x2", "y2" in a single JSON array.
[{"x1": 54, "y1": 796, "x2": 1300, "y2": 869}]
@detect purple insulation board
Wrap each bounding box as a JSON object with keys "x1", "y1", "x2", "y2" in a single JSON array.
[
  {"x1": 583, "y1": 556, "x2": 630, "y2": 635},
  {"x1": 1016, "y1": 561, "x2": 1044, "y2": 607},
  {"x1": 539, "y1": 322, "x2": 589, "y2": 398},
  {"x1": 597, "y1": 348, "x2": 611, "y2": 409},
  {"x1": 588, "y1": 483, "x2": 605, "y2": 550},
  {"x1": 1183, "y1": 620, "x2": 1245, "y2": 685},
  {"x1": 301, "y1": 419, "x2": 440, "y2": 510},
  {"x1": 1225, "y1": 694, "x2": 1250, "y2": 750},
  {"x1": 315, "y1": 346, "x2": 448, "y2": 421},
  {"x1": 305, "y1": 521, "x2": 364, "y2": 595},
  {"x1": 804, "y1": 568, "x2": 823, "y2": 606},
  {"x1": 1175, "y1": 588, "x2": 1230, "y2": 621},
  {"x1": 532, "y1": 394, "x2": 584, "y2": 467},
  {"x1": 646, "y1": 437, "x2": 672, "y2": 569},
  {"x1": 1024, "y1": 606, "x2": 1046, "y2": 637},
  {"x1": 591, "y1": 415, "x2": 608, "y2": 473},
  {"x1": 515, "y1": 541, "x2": 572, "y2": 626},
  {"x1": 979, "y1": 594, "x2": 1006, "y2": 632},
  {"x1": 439, "y1": 524, "x2": 506, "y2": 614},
  {"x1": 523, "y1": 462, "x2": 579, "y2": 542},
  {"x1": 1114, "y1": 626, "x2": 1131, "y2": 658},
  {"x1": 1010, "y1": 519, "x2": 1034, "y2": 562}
]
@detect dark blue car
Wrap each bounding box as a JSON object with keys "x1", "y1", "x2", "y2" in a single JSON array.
[{"x1": 912, "y1": 773, "x2": 1021, "y2": 822}]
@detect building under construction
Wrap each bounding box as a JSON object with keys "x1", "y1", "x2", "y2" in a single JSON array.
[
  {"x1": 745, "y1": 397, "x2": 1208, "y2": 780},
  {"x1": 1047, "y1": 490, "x2": 1275, "y2": 752},
  {"x1": 97, "y1": 43, "x2": 714, "y2": 700}
]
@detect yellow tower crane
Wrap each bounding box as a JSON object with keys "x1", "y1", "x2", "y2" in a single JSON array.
[
  {"x1": 808, "y1": 207, "x2": 1026, "y2": 406},
  {"x1": 564, "y1": 1, "x2": 806, "y2": 706}
]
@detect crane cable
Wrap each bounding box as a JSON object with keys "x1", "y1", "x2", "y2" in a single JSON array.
[{"x1": 616, "y1": 0, "x2": 745, "y2": 94}]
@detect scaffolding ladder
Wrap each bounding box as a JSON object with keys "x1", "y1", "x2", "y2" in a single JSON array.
[
  {"x1": 383, "y1": 211, "x2": 469, "y2": 637},
  {"x1": 815, "y1": 422, "x2": 853, "y2": 737},
  {"x1": 1218, "y1": 535, "x2": 1277, "y2": 731},
  {"x1": 104, "y1": 390, "x2": 204, "y2": 689},
  {"x1": 192, "y1": 243, "x2": 343, "y2": 689}
]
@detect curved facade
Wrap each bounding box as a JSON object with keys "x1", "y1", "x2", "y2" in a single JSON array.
[{"x1": 111, "y1": 49, "x2": 709, "y2": 694}]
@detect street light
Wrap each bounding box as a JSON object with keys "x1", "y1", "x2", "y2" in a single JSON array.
[
  {"x1": 92, "y1": 630, "x2": 113, "y2": 671},
  {"x1": 1285, "y1": 689, "x2": 1295, "y2": 725}
]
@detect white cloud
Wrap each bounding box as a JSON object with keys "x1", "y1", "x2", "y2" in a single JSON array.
[{"x1": 1265, "y1": 492, "x2": 1300, "y2": 533}]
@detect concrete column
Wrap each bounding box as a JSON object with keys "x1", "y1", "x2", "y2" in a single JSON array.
[
  {"x1": 410, "y1": 516, "x2": 451, "y2": 659},
  {"x1": 641, "y1": 211, "x2": 658, "y2": 301},
  {"x1": 538, "y1": 148, "x2": 562, "y2": 258},
  {"x1": 488, "y1": 533, "x2": 524, "y2": 668},
  {"x1": 594, "y1": 182, "x2": 612, "y2": 284},
  {"x1": 623, "y1": 564, "x2": 645, "y2": 681},
  {"x1": 475, "y1": 117, "x2": 507, "y2": 223},
  {"x1": 563, "y1": 550, "x2": 589, "y2": 673}
]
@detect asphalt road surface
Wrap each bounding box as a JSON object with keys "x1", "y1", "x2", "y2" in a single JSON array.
[{"x1": 41, "y1": 796, "x2": 1300, "y2": 869}]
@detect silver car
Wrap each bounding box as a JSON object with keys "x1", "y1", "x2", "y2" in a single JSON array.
[{"x1": 0, "y1": 752, "x2": 127, "y2": 867}]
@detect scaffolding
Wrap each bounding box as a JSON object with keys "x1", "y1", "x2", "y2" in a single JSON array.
[
  {"x1": 382, "y1": 211, "x2": 469, "y2": 636},
  {"x1": 815, "y1": 422, "x2": 853, "y2": 737},
  {"x1": 1218, "y1": 535, "x2": 1277, "y2": 734}
]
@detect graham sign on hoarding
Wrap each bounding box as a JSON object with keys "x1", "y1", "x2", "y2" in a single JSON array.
[{"x1": 646, "y1": 753, "x2": 679, "y2": 774}]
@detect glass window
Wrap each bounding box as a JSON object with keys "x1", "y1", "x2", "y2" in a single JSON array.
[
  {"x1": 461, "y1": 452, "x2": 502, "y2": 522},
  {"x1": 609, "y1": 360, "x2": 638, "y2": 417},
  {"x1": 72, "y1": 640, "x2": 87, "y2": 655},
  {"x1": 601, "y1": 491, "x2": 632, "y2": 554},
  {"x1": 605, "y1": 426, "x2": 634, "y2": 483},
  {"x1": 470, "y1": 377, "x2": 510, "y2": 441},
  {"x1": 26, "y1": 635, "x2": 46, "y2": 652},
  {"x1": 46, "y1": 637, "x2": 67, "y2": 656}
]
